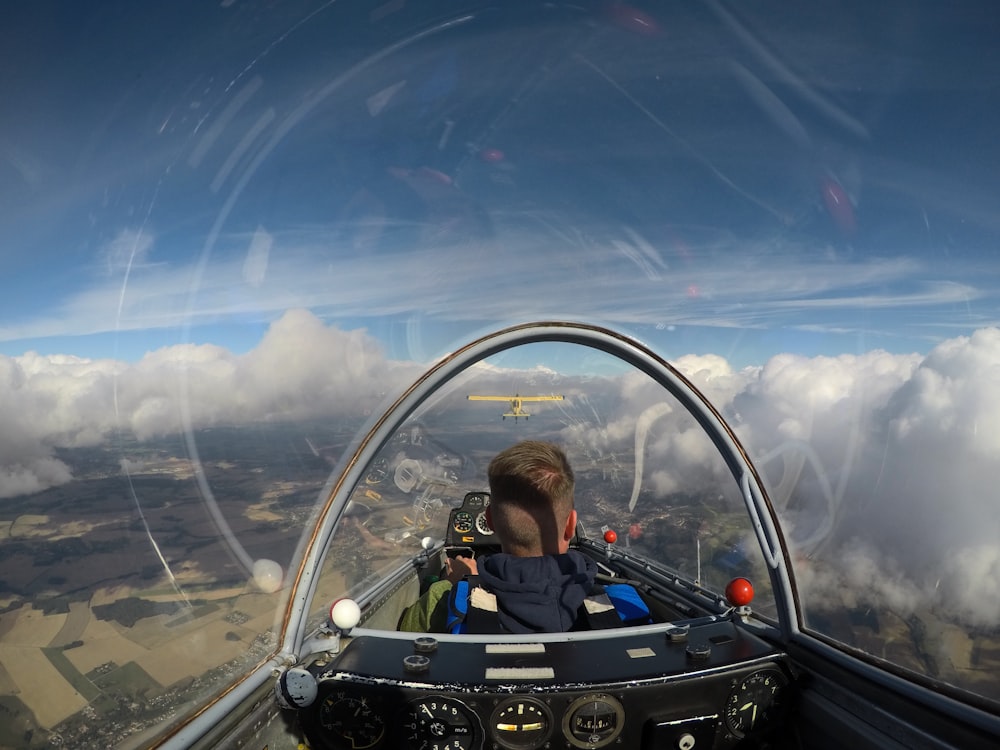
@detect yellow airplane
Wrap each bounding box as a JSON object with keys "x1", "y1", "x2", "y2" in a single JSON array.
[{"x1": 467, "y1": 393, "x2": 564, "y2": 420}]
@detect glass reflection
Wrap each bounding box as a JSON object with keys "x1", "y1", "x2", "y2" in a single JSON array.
[{"x1": 3, "y1": 0, "x2": 1000, "y2": 745}]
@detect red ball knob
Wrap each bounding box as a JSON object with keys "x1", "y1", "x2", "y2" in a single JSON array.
[
  {"x1": 603, "y1": 529, "x2": 618, "y2": 544},
  {"x1": 725, "y1": 577, "x2": 754, "y2": 607}
]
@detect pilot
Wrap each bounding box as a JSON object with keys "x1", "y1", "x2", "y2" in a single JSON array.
[{"x1": 399, "y1": 440, "x2": 602, "y2": 633}]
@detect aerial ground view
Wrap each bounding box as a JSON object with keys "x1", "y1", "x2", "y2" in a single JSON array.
[
  {"x1": 0, "y1": 425, "x2": 332, "y2": 749},
  {"x1": 3, "y1": 404, "x2": 997, "y2": 749}
]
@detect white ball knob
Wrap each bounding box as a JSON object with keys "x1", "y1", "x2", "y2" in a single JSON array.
[{"x1": 330, "y1": 598, "x2": 362, "y2": 631}]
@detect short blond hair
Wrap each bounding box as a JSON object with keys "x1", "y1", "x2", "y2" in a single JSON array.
[{"x1": 487, "y1": 441, "x2": 574, "y2": 556}]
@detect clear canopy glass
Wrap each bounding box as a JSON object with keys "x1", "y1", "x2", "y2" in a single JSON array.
[{"x1": 2, "y1": 1, "x2": 999, "y2": 747}]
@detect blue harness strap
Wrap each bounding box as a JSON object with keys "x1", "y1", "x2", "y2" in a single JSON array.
[
  {"x1": 447, "y1": 578, "x2": 650, "y2": 633},
  {"x1": 446, "y1": 578, "x2": 473, "y2": 634}
]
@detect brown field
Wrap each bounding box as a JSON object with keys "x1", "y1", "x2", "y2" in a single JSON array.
[
  {"x1": 0, "y1": 644, "x2": 88, "y2": 728},
  {"x1": 64, "y1": 616, "x2": 147, "y2": 676}
]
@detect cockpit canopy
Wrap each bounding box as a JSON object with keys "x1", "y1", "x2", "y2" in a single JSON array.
[
  {"x1": 300, "y1": 323, "x2": 787, "y2": 641},
  {"x1": 4, "y1": 1, "x2": 1000, "y2": 748}
]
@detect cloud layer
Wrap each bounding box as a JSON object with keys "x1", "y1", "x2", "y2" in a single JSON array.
[
  {"x1": 568, "y1": 329, "x2": 1000, "y2": 627},
  {"x1": 3, "y1": 311, "x2": 999, "y2": 628},
  {"x1": 0, "y1": 310, "x2": 414, "y2": 497},
  {"x1": 1, "y1": 217, "x2": 988, "y2": 356}
]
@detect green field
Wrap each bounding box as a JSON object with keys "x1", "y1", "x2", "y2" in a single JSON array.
[
  {"x1": 90, "y1": 660, "x2": 162, "y2": 699},
  {"x1": 0, "y1": 695, "x2": 45, "y2": 750}
]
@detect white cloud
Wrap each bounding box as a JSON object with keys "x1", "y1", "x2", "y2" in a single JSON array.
[
  {"x1": 0, "y1": 459, "x2": 73, "y2": 498},
  {"x1": 795, "y1": 538, "x2": 924, "y2": 617},
  {"x1": 941, "y1": 544, "x2": 1000, "y2": 627},
  {"x1": 3, "y1": 309, "x2": 1000, "y2": 632},
  {"x1": 553, "y1": 330, "x2": 1000, "y2": 626},
  {"x1": 0, "y1": 310, "x2": 414, "y2": 496}
]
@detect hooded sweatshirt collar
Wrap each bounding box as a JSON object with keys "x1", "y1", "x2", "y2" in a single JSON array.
[{"x1": 477, "y1": 549, "x2": 597, "y2": 633}]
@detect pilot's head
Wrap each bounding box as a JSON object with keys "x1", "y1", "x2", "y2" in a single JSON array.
[{"x1": 486, "y1": 440, "x2": 576, "y2": 557}]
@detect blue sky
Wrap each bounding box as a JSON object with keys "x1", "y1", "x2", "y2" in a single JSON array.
[{"x1": 2, "y1": 0, "x2": 999, "y2": 370}]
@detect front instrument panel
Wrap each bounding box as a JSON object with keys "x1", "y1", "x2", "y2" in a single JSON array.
[
  {"x1": 445, "y1": 492, "x2": 498, "y2": 552},
  {"x1": 297, "y1": 621, "x2": 794, "y2": 750}
]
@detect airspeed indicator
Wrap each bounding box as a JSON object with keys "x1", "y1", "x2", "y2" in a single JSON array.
[{"x1": 452, "y1": 511, "x2": 473, "y2": 534}]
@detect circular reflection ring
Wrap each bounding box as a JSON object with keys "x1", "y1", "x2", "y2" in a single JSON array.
[
  {"x1": 279, "y1": 321, "x2": 798, "y2": 657},
  {"x1": 172, "y1": 13, "x2": 479, "y2": 590}
]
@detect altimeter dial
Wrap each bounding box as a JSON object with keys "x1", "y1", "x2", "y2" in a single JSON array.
[
  {"x1": 319, "y1": 692, "x2": 385, "y2": 749},
  {"x1": 475, "y1": 511, "x2": 494, "y2": 535},
  {"x1": 725, "y1": 668, "x2": 787, "y2": 738}
]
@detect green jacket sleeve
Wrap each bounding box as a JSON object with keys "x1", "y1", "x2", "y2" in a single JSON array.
[{"x1": 398, "y1": 579, "x2": 453, "y2": 632}]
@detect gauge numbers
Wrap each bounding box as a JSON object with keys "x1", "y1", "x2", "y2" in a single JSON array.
[
  {"x1": 402, "y1": 697, "x2": 478, "y2": 750},
  {"x1": 725, "y1": 668, "x2": 787, "y2": 738},
  {"x1": 319, "y1": 691, "x2": 385, "y2": 750},
  {"x1": 562, "y1": 694, "x2": 625, "y2": 749},
  {"x1": 491, "y1": 697, "x2": 552, "y2": 750},
  {"x1": 475, "y1": 511, "x2": 494, "y2": 536},
  {"x1": 463, "y1": 492, "x2": 489, "y2": 509},
  {"x1": 452, "y1": 511, "x2": 474, "y2": 534}
]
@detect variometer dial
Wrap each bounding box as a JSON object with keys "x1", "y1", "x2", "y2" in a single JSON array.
[{"x1": 401, "y1": 696, "x2": 479, "y2": 750}]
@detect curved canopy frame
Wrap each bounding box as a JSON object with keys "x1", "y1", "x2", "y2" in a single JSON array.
[
  {"x1": 159, "y1": 320, "x2": 800, "y2": 749},
  {"x1": 279, "y1": 320, "x2": 799, "y2": 658}
]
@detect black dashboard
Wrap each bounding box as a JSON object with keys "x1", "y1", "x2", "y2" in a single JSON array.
[
  {"x1": 444, "y1": 491, "x2": 499, "y2": 553},
  {"x1": 296, "y1": 621, "x2": 794, "y2": 750},
  {"x1": 292, "y1": 491, "x2": 797, "y2": 749}
]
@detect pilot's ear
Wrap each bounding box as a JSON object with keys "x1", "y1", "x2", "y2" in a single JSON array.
[
  {"x1": 563, "y1": 509, "x2": 577, "y2": 541},
  {"x1": 485, "y1": 506, "x2": 493, "y2": 530}
]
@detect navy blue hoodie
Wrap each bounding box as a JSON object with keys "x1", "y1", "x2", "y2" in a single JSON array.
[{"x1": 477, "y1": 550, "x2": 597, "y2": 633}]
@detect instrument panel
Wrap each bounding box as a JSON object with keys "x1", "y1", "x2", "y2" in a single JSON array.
[
  {"x1": 297, "y1": 621, "x2": 793, "y2": 750},
  {"x1": 402, "y1": 696, "x2": 480, "y2": 750},
  {"x1": 446, "y1": 492, "x2": 497, "y2": 550}
]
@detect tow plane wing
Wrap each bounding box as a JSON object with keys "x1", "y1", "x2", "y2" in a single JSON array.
[{"x1": 467, "y1": 393, "x2": 564, "y2": 420}]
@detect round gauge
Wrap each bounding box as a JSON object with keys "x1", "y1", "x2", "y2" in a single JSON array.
[
  {"x1": 318, "y1": 691, "x2": 385, "y2": 749},
  {"x1": 475, "y1": 511, "x2": 494, "y2": 536},
  {"x1": 725, "y1": 668, "x2": 787, "y2": 738},
  {"x1": 452, "y1": 511, "x2": 474, "y2": 534},
  {"x1": 365, "y1": 458, "x2": 388, "y2": 485},
  {"x1": 401, "y1": 696, "x2": 478, "y2": 750},
  {"x1": 562, "y1": 694, "x2": 625, "y2": 749},
  {"x1": 491, "y1": 696, "x2": 552, "y2": 750}
]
